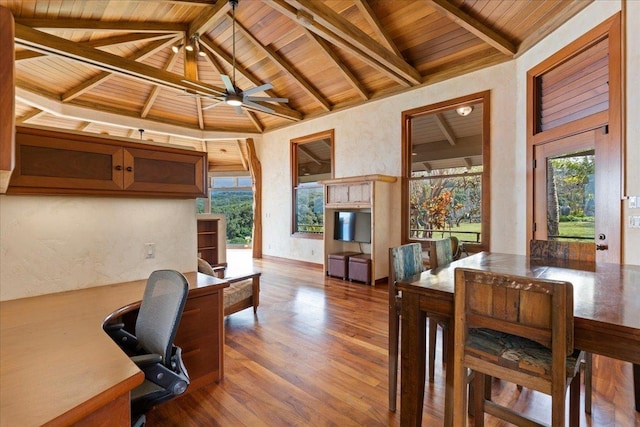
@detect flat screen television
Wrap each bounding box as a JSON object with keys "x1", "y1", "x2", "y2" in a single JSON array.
[{"x1": 333, "y1": 211, "x2": 371, "y2": 243}]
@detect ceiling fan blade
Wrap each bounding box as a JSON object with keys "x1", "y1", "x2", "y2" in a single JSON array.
[
  {"x1": 221, "y1": 74, "x2": 236, "y2": 95},
  {"x1": 242, "y1": 83, "x2": 273, "y2": 96},
  {"x1": 242, "y1": 99, "x2": 275, "y2": 114},
  {"x1": 246, "y1": 96, "x2": 288, "y2": 103},
  {"x1": 202, "y1": 100, "x2": 224, "y2": 110}
]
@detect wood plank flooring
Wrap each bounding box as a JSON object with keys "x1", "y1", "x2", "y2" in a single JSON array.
[{"x1": 148, "y1": 251, "x2": 639, "y2": 426}]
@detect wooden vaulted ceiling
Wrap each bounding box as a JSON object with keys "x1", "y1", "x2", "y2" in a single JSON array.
[{"x1": 4, "y1": 0, "x2": 592, "y2": 172}]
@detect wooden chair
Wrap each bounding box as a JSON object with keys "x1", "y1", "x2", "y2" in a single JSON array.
[
  {"x1": 388, "y1": 243, "x2": 424, "y2": 411},
  {"x1": 426, "y1": 238, "x2": 453, "y2": 381},
  {"x1": 452, "y1": 268, "x2": 583, "y2": 427},
  {"x1": 530, "y1": 239, "x2": 596, "y2": 413}
]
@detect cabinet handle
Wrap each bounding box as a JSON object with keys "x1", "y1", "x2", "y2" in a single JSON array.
[
  {"x1": 114, "y1": 165, "x2": 122, "y2": 171},
  {"x1": 126, "y1": 166, "x2": 133, "y2": 172}
]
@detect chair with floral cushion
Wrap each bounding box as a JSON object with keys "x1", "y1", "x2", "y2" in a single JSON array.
[{"x1": 452, "y1": 268, "x2": 583, "y2": 427}]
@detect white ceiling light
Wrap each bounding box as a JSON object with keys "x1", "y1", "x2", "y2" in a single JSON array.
[{"x1": 456, "y1": 106, "x2": 474, "y2": 116}]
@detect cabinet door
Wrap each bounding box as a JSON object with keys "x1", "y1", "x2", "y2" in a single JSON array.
[
  {"x1": 347, "y1": 183, "x2": 370, "y2": 203},
  {"x1": 327, "y1": 184, "x2": 350, "y2": 204},
  {"x1": 123, "y1": 147, "x2": 206, "y2": 197},
  {"x1": 10, "y1": 132, "x2": 124, "y2": 191}
]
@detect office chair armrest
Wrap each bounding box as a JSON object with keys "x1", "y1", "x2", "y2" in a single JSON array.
[
  {"x1": 104, "y1": 322, "x2": 141, "y2": 353},
  {"x1": 141, "y1": 360, "x2": 189, "y2": 396},
  {"x1": 131, "y1": 353, "x2": 163, "y2": 368}
]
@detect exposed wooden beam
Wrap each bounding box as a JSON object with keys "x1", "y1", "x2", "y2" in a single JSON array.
[
  {"x1": 267, "y1": 0, "x2": 409, "y2": 86},
  {"x1": 228, "y1": 15, "x2": 331, "y2": 112},
  {"x1": 426, "y1": 0, "x2": 516, "y2": 57},
  {"x1": 17, "y1": 84, "x2": 261, "y2": 139},
  {"x1": 263, "y1": 43, "x2": 331, "y2": 112},
  {"x1": 141, "y1": 48, "x2": 182, "y2": 118},
  {"x1": 298, "y1": 145, "x2": 323, "y2": 166},
  {"x1": 464, "y1": 157, "x2": 473, "y2": 169},
  {"x1": 516, "y1": 0, "x2": 594, "y2": 57},
  {"x1": 78, "y1": 122, "x2": 93, "y2": 131},
  {"x1": 62, "y1": 37, "x2": 178, "y2": 102},
  {"x1": 188, "y1": 0, "x2": 230, "y2": 37},
  {"x1": 303, "y1": 28, "x2": 368, "y2": 100},
  {"x1": 15, "y1": 24, "x2": 227, "y2": 99},
  {"x1": 244, "y1": 110, "x2": 265, "y2": 133},
  {"x1": 273, "y1": 0, "x2": 421, "y2": 86},
  {"x1": 353, "y1": 0, "x2": 403, "y2": 58},
  {"x1": 15, "y1": 18, "x2": 186, "y2": 33},
  {"x1": 236, "y1": 140, "x2": 249, "y2": 171},
  {"x1": 16, "y1": 33, "x2": 176, "y2": 61},
  {"x1": 16, "y1": 108, "x2": 45, "y2": 124},
  {"x1": 434, "y1": 113, "x2": 456, "y2": 146},
  {"x1": 184, "y1": 48, "x2": 205, "y2": 130}
]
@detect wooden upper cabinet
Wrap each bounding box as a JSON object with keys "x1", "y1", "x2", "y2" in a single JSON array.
[
  {"x1": 326, "y1": 182, "x2": 372, "y2": 208},
  {"x1": 9, "y1": 126, "x2": 207, "y2": 198},
  {"x1": 122, "y1": 147, "x2": 206, "y2": 195}
]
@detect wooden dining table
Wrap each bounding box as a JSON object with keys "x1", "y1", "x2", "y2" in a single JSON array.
[{"x1": 397, "y1": 252, "x2": 640, "y2": 426}]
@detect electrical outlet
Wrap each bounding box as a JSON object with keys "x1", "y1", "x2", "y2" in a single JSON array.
[{"x1": 145, "y1": 243, "x2": 156, "y2": 259}]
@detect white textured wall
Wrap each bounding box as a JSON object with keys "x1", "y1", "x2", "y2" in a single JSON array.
[
  {"x1": 0, "y1": 196, "x2": 196, "y2": 301},
  {"x1": 260, "y1": 0, "x2": 638, "y2": 265},
  {"x1": 260, "y1": 63, "x2": 518, "y2": 263}
]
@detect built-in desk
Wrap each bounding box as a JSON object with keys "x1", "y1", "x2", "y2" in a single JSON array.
[{"x1": 0, "y1": 272, "x2": 228, "y2": 427}]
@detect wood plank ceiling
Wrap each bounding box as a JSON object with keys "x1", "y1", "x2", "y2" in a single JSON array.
[{"x1": 3, "y1": 0, "x2": 592, "y2": 172}]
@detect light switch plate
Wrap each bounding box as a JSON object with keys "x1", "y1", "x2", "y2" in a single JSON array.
[{"x1": 630, "y1": 196, "x2": 637, "y2": 209}]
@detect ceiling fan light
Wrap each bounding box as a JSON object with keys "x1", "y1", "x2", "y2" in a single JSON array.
[
  {"x1": 185, "y1": 44, "x2": 194, "y2": 52},
  {"x1": 226, "y1": 94, "x2": 243, "y2": 106},
  {"x1": 456, "y1": 106, "x2": 474, "y2": 116},
  {"x1": 171, "y1": 43, "x2": 183, "y2": 53}
]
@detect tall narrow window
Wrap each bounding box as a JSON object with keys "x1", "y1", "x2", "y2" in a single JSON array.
[
  {"x1": 402, "y1": 92, "x2": 490, "y2": 252},
  {"x1": 291, "y1": 130, "x2": 334, "y2": 237}
]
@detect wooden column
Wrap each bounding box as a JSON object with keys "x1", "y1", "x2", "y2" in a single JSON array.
[
  {"x1": 246, "y1": 138, "x2": 262, "y2": 258},
  {"x1": 0, "y1": 6, "x2": 15, "y2": 193}
]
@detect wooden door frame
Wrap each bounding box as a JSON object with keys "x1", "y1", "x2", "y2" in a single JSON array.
[
  {"x1": 526, "y1": 13, "x2": 623, "y2": 260},
  {"x1": 400, "y1": 90, "x2": 491, "y2": 252}
]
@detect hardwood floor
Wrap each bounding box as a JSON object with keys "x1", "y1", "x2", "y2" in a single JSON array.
[{"x1": 148, "y1": 251, "x2": 639, "y2": 426}]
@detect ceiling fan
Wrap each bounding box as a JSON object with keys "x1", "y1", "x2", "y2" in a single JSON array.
[{"x1": 203, "y1": 0, "x2": 288, "y2": 115}]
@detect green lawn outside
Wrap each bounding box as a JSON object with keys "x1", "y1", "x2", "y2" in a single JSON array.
[
  {"x1": 557, "y1": 221, "x2": 595, "y2": 240},
  {"x1": 412, "y1": 221, "x2": 595, "y2": 243}
]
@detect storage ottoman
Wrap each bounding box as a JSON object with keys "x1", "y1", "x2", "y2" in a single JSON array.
[
  {"x1": 348, "y1": 254, "x2": 372, "y2": 284},
  {"x1": 327, "y1": 252, "x2": 361, "y2": 279}
]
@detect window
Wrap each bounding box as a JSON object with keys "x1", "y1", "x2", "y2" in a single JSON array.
[
  {"x1": 291, "y1": 130, "x2": 334, "y2": 237},
  {"x1": 402, "y1": 92, "x2": 490, "y2": 252},
  {"x1": 210, "y1": 175, "x2": 254, "y2": 246}
]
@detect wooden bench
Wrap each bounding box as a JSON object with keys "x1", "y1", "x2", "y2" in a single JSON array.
[
  {"x1": 223, "y1": 272, "x2": 261, "y2": 316},
  {"x1": 197, "y1": 258, "x2": 261, "y2": 316}
]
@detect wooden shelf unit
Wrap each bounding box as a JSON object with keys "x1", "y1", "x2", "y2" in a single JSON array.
[
  {"x1": 197, "y1": 214, "x2": 227, "y2": 268},
  {"x1": 197, "y1": 219, "x2": 219, "y2": 267},
  {"x1": 321, "y1": 175, "x2": 399, "y2": 285}
]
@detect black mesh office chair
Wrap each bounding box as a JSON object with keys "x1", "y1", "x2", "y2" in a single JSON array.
[{"x1": 105, "y1": 270, "x2": 190, "y2": 427}]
